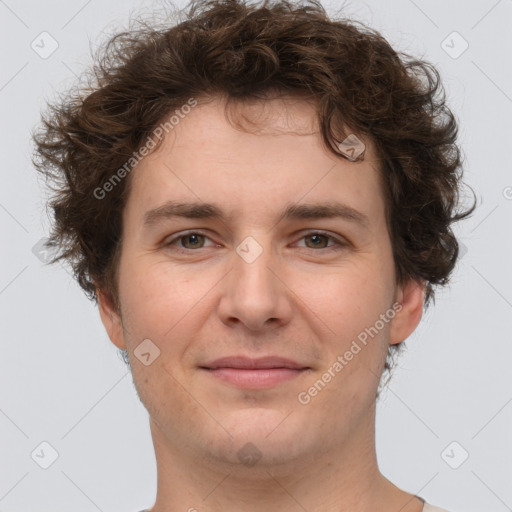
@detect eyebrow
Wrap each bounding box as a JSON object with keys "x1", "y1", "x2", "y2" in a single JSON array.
[{"x1": 143, "y1": 200, "x2": 371, "y2": 229}]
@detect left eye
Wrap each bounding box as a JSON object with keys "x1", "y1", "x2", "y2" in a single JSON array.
[
  {"x1": 296, "y1": 232, "x2": 346, "y2": 250},
  {"x1": 164, "y1": 231, "x2": 347, "y2": 252}
]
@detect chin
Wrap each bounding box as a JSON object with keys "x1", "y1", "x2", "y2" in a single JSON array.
[
  {"x1": 221, "y1": 406, "x2": 292, "y2": 437},
  {"x1": 207, "y1": 408, "x2": 313, "y2": 461}
]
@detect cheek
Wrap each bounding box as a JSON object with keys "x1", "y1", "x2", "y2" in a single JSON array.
[
  {"x1": 306, "y1": 262, "x2": 393, "y2": 375},
  {"x1": 118, "y1": 256, "x2": 194, "y2": 335},
  {"x1": 307, "y1": 263, "x2": 383, "y2": 331}
]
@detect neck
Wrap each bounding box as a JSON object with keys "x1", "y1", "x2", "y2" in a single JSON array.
[{"x1": 146, "y1": 405, "x2": 422, "y2": 512}]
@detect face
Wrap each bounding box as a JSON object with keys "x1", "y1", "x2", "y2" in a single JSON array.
[{"x1": 99, "y1": 94, "x2": 424, "y2": 473}]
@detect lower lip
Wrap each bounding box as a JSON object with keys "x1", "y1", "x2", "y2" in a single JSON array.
[{"x1": 202, "y1": 368, "x2": 308, "y2": 389}]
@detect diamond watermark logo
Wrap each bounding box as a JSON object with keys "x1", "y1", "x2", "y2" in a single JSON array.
[
  {"x1": 134, "y1": 338, "x2": 161, "y2": 366},
  {"x1": 31, "y1": 441, "x2": 59, "y2": 469},
  {"x1": 458, "y1": 242, "x2": 468, "y2": 260},
  {"x1": 32, "y1": 237, "x2": 59, "y2": 263},
  {"x1": 441, "y1": 31, "x2": 469, "y2": 59},
  {"x1": 237, "y1": 442, "x2": 262, "y2": 467},
  {"x1": 441, "y1": 441, "x2": 469, "y2": 469},
  {"x1": 236, "y1": 236, "x2": 263, "y2": 264},
  {"x1": 31, "y1": 31, "x2": 59, "y2": 59},
  {"x1": 337, "y1": 134, "x2": 365, "y2": 161}
]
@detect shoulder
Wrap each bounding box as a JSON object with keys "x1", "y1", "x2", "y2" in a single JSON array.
[{"x1": 423, "y1": 503, "x2": 453, "y2": 512}]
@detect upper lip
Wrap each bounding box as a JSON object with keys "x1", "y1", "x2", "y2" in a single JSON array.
[{"x1": 200, "y1": 356, "x2": 309, "y2": 370}]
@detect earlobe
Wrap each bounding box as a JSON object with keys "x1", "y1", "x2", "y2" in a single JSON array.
[
  {"x1": 97, "y1": 288, "x2": 127, "y2": 350},
  {"x1": 389, "y1": 278, "x2": 426, "y2": 345}
]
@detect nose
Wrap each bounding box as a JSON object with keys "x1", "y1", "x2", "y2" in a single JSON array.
[{"x1": 216, "y1": 236, "x2": 293, "y2": 332}]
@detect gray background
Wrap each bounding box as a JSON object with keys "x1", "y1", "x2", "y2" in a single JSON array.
[{"x1": 1, "y1": 0, "x2": 511, "y2": 511}]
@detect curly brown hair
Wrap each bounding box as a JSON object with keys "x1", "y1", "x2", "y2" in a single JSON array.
[{"x1": 33, "y1": 0, "x2": 476, "y2": 373}]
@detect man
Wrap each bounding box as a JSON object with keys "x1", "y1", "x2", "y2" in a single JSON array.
[{"x1": 33, "y1": 0, "x2": 475, "y2": 510}]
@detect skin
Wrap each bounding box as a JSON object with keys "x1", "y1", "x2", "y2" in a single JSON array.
[{"x1": 98, "y1": 94, "x2": 426, "y2": 512}]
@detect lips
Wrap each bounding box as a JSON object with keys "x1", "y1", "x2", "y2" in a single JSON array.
[
  {"x1": 200, "y1": 356, "x2": 309, "y2": 370},
  {"x1": 199, "y1": 356, "x2": 311, "y2": 389}
]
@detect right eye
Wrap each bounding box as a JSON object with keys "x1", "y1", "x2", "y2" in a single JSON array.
[{"x1": 164, "y1": 231, "x2": 218, "y2": 252}]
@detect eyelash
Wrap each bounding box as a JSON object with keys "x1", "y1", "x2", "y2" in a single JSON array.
[{"x1": 164, "y1": 230, "x2": 348, "y2": 254}]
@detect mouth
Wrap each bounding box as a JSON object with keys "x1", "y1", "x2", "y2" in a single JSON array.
[{"x1": 199, "y1": 356, "x2": 311, "y2": 389}]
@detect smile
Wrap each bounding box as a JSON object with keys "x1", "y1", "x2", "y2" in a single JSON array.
[{"x1": 201, "y1": 367, "x2": 310, "y2": 389}]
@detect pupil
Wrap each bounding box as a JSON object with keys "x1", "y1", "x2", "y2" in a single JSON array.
[
  {"x1": 310, "y1": 234, "x2": 325, "y2": 247},
  {"x1": 186, "y1": 234, "x2": 201, "y2": 248}
]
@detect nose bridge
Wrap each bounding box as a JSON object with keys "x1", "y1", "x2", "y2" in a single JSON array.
[
  {"x1": 232, "y1": 233, "x2": 278, "y2": 299},
  {"x1": 218, "y1": 232, "x2": 291, "y2": 330}
]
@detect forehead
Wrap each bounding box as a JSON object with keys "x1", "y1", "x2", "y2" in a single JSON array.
[{"x1": 125, "y1": 94, "x2": 386, "y2": 229}]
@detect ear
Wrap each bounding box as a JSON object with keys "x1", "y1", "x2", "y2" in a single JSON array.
[
  {"x1": 97, "y1": 288, "x2": 127, "y2": 350},
  {"x1": 389, "y1": 278, "x2": 426, "y2": 345}
]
